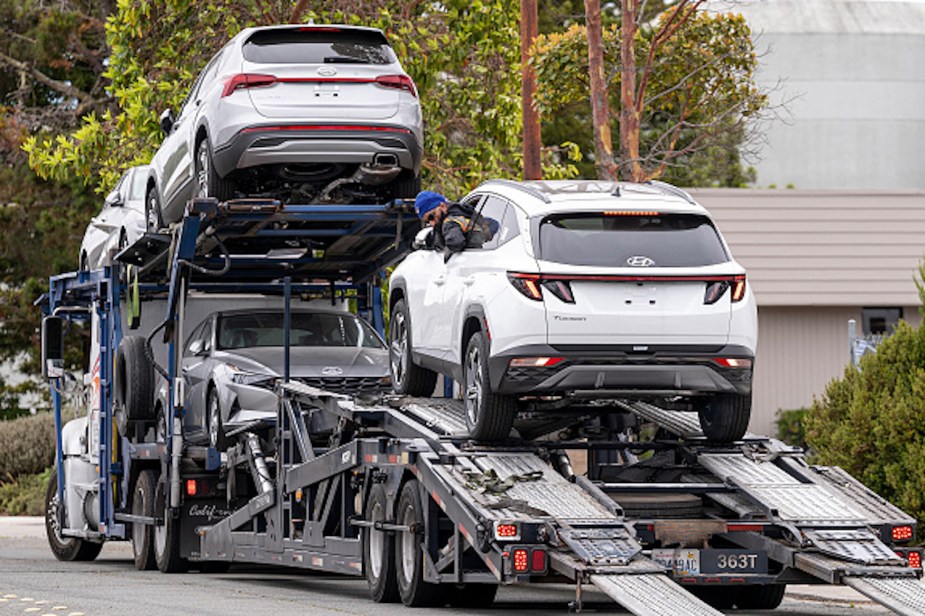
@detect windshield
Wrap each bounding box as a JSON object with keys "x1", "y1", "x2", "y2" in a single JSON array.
[
  {"x1": 217, "y1": 312, "x2": 384, "y2": 350},
  {"x1": 128, "y1": 170, "x2": 147, "y2": 201},
  {"x1": 243, "y1": 29, "x2": 397, "y2": 65},
  {"x1": 536, "y1": 213, "x2": 729, "y2": 268}
]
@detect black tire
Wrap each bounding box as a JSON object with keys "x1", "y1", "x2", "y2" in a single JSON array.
[
  {"x1": 132, "y1": 469, "x2": 157, "y2": 571},
  {"x1": 146, "y1": 185, "x2": 164, "y2": 231},
  {"x1": 207, "y1": 387, "x2": 227, "y2": 451},
  {"x1": 463, "y1": 331, "x2": 516, "y2": 442},
  {"x1": 364, "y1": 484, "x2": 400, "y2": 603},
  {"x1": 115, "y1": 336, "x2": 155, "y2": 422},
  {"x1": 155, "y1": 404, "x2": 167, "y2": 444},
  {"x1": 389, "y1": 299, "x2": 438, "y2": 397},
  {"x1": 154, "y1": 477, "x2": 188, "y2": 573},
  {"x1": 45, "y1": 469, "x2": 103, "y2": 562},
  {"x1": 735, "y1": 584, "x2": 786, "y2": 609},
  {"x1": 79, "y1": 251, "x2": 89, "y2": 272},
  {"x1": 390, "y1": 172, "x2": 421, "y2": 200},
  {"x1": 198, "y1": 561, "x2": 231, "y2": 573},
  {"x1": 448, "y1": 583, "x2": 498, "y2": 608},
  {"x1": 697, "y1": 393, "x2": 751, "y2": 442},
  {"x1": 195, "y1": 137, "x2": 234, "y2": 202},
  {"x1": 688, "y1": 586, "x2": 736, "y2": 610},
  {"x1": 395, "y1": 480, "x2": 445, "y2": 607}
]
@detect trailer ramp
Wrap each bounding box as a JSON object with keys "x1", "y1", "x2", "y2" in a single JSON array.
[
  {"x1": 845, "y1": 576, "x2": 925, "y2": 616},
  {"x1": 591, "y1": 573, "x2": 723, "y2": 616}
]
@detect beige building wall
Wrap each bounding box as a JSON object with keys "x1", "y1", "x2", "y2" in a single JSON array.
[{"x1": 750, "y1": 305, "x2": 922, "y2": 436}]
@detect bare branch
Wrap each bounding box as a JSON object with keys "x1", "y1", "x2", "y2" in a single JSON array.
[{"x1": 0, "y1": 50, "x2": 91, "y2": 103}]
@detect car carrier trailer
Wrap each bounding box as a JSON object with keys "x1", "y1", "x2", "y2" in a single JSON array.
[{"x1": 39, "y1": 196, "x2": 925, "y2": 614}]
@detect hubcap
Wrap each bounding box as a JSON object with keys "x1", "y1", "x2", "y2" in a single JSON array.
[
  {"x1": 400, "y1": 503, "x2": 416, "y2": 585},
  {"x1": 209, "y1": 394, "x2": 220, "y2": 449},
  {"x1": 132, "y1": 485, "x2": 145, "y2": 551},
  {"x1": 464, "y1": 343, "x2": 482, "y2": 426},
  {"x1": 147, "y1": 194, "x2": 159, "y2": 231},
  {"x1": 197, "y1": 147, "x2": 210, "y2": 198},
  {"x1": 389, "y1": 312, "x2": 408, "y2": 388},
  {"x1": 369, "y1": 500, "x2": 384, "y2": 579}
]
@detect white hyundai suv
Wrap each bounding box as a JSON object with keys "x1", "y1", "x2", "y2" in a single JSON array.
[{"x1": 388, "y1": 180, "x2": 757, "y2": 443}]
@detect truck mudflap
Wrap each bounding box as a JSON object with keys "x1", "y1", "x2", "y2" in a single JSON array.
[
  {"x1": 591, "y1": 572, "x2": 723, "y2": 616},
  {"x1": 845, "y1": 576, "x2": 925, "y2": 616}
]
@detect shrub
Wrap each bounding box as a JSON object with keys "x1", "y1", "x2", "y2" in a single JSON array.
[
  {"x1": 0, "y1": 468, "x2": 50, "y2": 516},
  {"x1": 0, "y1": 412, "x2": 56, "y2": 481},
  {"x1": 805, "y1": 319, "x2": 925, "y2": 524},
  {"x1": 775, "y1": 407, "x2": 810, "y2": 449}
]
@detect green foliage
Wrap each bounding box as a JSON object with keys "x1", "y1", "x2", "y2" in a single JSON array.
[
  {"x1": 775, "y1": 407, "x2": 810, "y2": 449},
  {"x1": 0, "y1": 412, "x2": 56, "y2": 480},
  {"x1": 530, "y1": 10, "x2": 766, "y2": 184},
  {"x1": 805, "y1": 316, "x2": 925, "y2": 524},
  {"x1": 0, "y1": 467, "x2": 51, "y2": 516}
]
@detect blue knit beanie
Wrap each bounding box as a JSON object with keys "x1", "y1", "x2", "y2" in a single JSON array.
[{"x1": 414, "y1": 191, "x2": 446, "y2": 218}]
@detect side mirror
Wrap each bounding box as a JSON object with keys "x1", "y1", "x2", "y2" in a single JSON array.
[
  {"x1": 159, "y1": 109, "x2": 176, "y2": 135},
  {"x1": 188, "y1": 339, "x2": 205, "y2": 355},
  {"x1": 42, "y1": 316, "x2": 65, "y2": 379},
  {"x1": 412, "y1": 227, "x2": 433, "y2": 251},
  {"x1": 104, "y1": 189, "x2": 124, "y2": 208}
]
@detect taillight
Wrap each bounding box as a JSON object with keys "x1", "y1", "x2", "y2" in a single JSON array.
[
  {"x1": 508, "y1": 273, "x2": 542, "y2": 301},
  {"x1": 494, "y1": 522, "x2": 520, "y2": 540},
  {"x1": 531, "y1": 549, "x2": 547, "y2": 573},
  {"x1": 909, "y1": 551, "x2": 922, "y2": 568},
  {"x1": 703, "y1": 281, "x2": 728, "y2": 304},
  {"x1": 893, "y1": 525, "x2": 914, "y2": 542},
  {"x1": 375, "y1": 74, "x2": 417, "y2": 97},
  {"x1": 509, "y1": 357, "x2": 564, "y2": 368},
  {"x1": 508, "y1": 547, "x2": 547, "y2": 573},
  {"x1": 513, "y1": 548, "x2": 529, "y2": 572},
  {"x1": 223, "y1": 73, "x2": 277, "y2": 97},
  {"x1": 542, "y1": 279, "x2": 575, "y2": 303},
  {"x1": 712, "y1": 358, "x2": 753, "y2": 369},
  {"x1": 731, "y1": 275, "x2": 747, "y2": 302},
  {"x1": 185, "y1": 479, "x2": 198, "y2": 497}
]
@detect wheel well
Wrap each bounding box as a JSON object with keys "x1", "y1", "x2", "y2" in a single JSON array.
[
  {"x1": 390, "y1": 287, "x2": 405, "y2": 310},
  {"x1": 461, "y1": 315, "x2": 482, "y2": 356},
  {"x1": 195, "y1": 126, "x2": 208, "y2": 151}
]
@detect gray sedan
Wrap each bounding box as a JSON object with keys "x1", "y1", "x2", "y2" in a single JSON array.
[
  {"x1": 79, "y1": 165, "x2": 149, "y2": 270},
  {"x1": 180, "y1": 309, "x2": 389, "y2": 449}
]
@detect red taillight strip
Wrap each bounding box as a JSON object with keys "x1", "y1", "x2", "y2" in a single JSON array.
[
  {"x1": 240, "y1": 125, "x2": 412, "y2": 134},
  {"x1": 276, "y1": 76, "x2": 377, "y2": 84},
  {"x1": 510, "y1": 272, "x2": 744, "y2": 283}
]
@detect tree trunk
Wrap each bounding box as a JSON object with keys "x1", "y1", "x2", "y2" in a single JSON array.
[
  {"x1": 620, "y1": 0, "x2": 643, "y2": 181},
  {"x1": 290, "y1": 0, "x2": 309, "y2": 23},
  {"x1": 521, "y1": 0, "x2": 542, "y2": 180},
  {"x1": 584, "y1": 0, "x2": 618, "y2": 180}
]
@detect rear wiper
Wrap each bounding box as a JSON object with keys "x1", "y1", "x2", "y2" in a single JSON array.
[{"x1": 324, "y1": 56, "x2": 367, "y2": 64}]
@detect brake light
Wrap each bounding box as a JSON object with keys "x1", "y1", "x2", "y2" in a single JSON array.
[
  {"x1": 603, "y1": 211, "x2": 660, "y2": 216},
  {"x1": 703, "y1": 281, "x2": 728, "y2": 305},
  {"x1": 731, "y1": 275, "x2": 747, "y2": 302},
  {"x1": 223, "y1": 73, "x2": 277, "y2": 97},
  {"x1": 508, "y1": 272, "x2": 543, "y2": 301},
  {"x1": 532, "y1": 549, "x2": 547, "y2": 573},
  {"x1": 509, "y1": 357, "x2": 564, "y2": 368},
  {"x1": 298, "y1": 26, "x2": 341, "y2": 32},
  {"x1": 513, "y1": 548, "x2": 529, "y2": 572},
  {"x1": 893, "y1": 525, "x2": 914, "y2": 542},
  {"x1": 542, "y1": 279, "x2": 575, "y2": 303},
  {"x1": 375, "y1": 74, "x2": 417, "y2": 97},
  {"x1": 713, "y1": 358, "x2": 753, "y2": 369},
  {"x1": 185, "y1": 479, "x2": 198, "y2": 497},
  {"x1": 495, "y1": 522, "x2": 519, "y2": 540},
  {"x1": 909, "y1": 551, "x2": 922, "y2": 568}
]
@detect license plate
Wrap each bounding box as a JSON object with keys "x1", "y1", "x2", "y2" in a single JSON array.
[
  {"x1": 652, "y1": 548, "x2": 701, "y2": 575},
  {"x1": 701, "y1": 549, "x2": 767, "y2": 574}
]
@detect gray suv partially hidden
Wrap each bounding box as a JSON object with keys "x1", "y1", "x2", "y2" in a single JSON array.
[{"x1": 145, "y1": 25, "x2": 423, "y2": 229}]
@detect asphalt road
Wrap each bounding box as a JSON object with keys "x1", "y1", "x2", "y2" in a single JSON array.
[{"x1": 0, "y1": 518, "x2": 890, "y2": 616}]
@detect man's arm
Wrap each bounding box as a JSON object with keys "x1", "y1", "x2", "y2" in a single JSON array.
[{"x1": 442, "y1": 216, "x2": 469, "y2": 254}]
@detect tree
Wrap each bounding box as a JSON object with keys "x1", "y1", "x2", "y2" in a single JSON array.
[{"x1": 532, "y1": 3, "x2": 766, "y2": 183}]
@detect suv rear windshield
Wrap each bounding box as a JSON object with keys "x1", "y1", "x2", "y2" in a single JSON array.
[
  {"x1": 536, "y1": 213, "x2": 729, "y2": 267},
  {"x1": 243, "y1": 29, "x2": 396, "y2": 65}
]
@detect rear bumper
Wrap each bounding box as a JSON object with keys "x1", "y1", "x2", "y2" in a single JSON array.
[
  {"x1": 212, "y1": 125, "x2": 422, "y2": 177},
  {"x1": 489, "y1": 344, "x2": 754, "y2": 397}
]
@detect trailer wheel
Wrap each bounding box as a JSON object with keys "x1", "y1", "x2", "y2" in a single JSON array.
[
  {"x1": 735, "y1": 584, "x2": 786, "y2": 609},
  {"x1": 389, "y1": 299, "x2": 438, "y2": 397},
  {"x1": 448, "y1": 583, "x2": 498, "y2": 608},
  {"x1": 153, "y1": 477, "x2": 189, "y2": 573},
  {"x1": 697, "y1": 393, "x2": 751, "y2": 442},
  {"x1": 463, "y1": 331, "x2": 516, "y2": 442},
  {"x1": 44, "y1": 469, "x2": 103, "y2": 562},
  {"x1": 364, "y1": 484, "x2": 400, "y2": 603},
  {"x1": 688, "y1": 586, "x2": 736, "y2": 609},
  {"x1": 115, "y1": 336, "x2": 155, "y2": 422},
  {"x1": 395, "y1": 480, "x2": 445, "y2": 607},
  {"x1": 132, "y1": 470, "x2": 158, "y2": 570}
]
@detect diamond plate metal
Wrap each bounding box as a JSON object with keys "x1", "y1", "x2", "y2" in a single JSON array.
[
  {"x1": 845, "y1": 576, "x2": 925, "y2": 616},
  {"x1": 805, "y1": 529, "x2": 905, "y2": 566},
  {"x1": 400, "y1": 399, "x2": 469, "y2": 436},
  {"x1": 812, "y1": 466, "x2": 916, "y2": 526},
  {"x1": 698, "y1": 454, "x2": 865, "y2": 523},
  {"x1": 620, "y1": 402, "x2": 705, "y2": 438},
  {"x1": 559, "y1": 528, "x2": 641, "y2": 566},
  {"x1": 591, "y1": 573, "x2": 724, "y2": 616}
]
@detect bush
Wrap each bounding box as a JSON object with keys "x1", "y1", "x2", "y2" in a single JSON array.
[
  {"x1": 0, "y1": 468, "x2": 51, "y2": 516},
  {"x1": 775, "y1": 407, "x2": 810, "y2": 449},
  {"x1": 805, "y1": 319, "x2": 925, "y2": 524},
  {"x1": 0, "y1": 412, "x2": 56, "y2": 481}
]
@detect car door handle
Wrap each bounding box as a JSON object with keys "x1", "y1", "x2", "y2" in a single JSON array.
[
  {"x1": 463, "y1": 276, "x2": 475, "y2": 286},
  {"x1": 433, "y1": 276, "x2": 445, "y2": 286}
]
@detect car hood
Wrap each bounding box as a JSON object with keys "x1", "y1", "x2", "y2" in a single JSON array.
[{"x1": 214, "y1": 346, "x2": 388, "y2": 377}]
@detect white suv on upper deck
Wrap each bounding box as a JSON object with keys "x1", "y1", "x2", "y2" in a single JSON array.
[{"x1": 388, "y1": 180, "x2": 757, "y2": 443}]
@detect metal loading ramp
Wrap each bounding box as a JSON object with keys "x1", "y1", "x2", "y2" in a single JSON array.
[
  {"x1": 845, "y1": 576, "x2": 925, "y2": 616},
  {"x1": 591, "y1": 574, "x2": 723, "y2": 616}
]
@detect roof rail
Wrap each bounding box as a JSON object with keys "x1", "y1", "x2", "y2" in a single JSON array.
[
  {"x1": 645, "y1": 180, "x2": 696, "y2": 205},
  {"x1": 479, "y1": 179, "x2": 551, "y2": 203}
]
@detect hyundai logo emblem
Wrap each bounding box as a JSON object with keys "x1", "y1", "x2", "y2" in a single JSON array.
[
  {"x1": 626, "y1": 256, "x2": 655, "y2": 267},
  {"x1": 317, "y1": 66, "x2": 337, "y2": 76},
  {"x1": 321, "y1": 366, "x2": 344, "y2": 375}
]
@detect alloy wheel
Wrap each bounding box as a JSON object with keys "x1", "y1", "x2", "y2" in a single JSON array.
[
  {"x1": 369, "y1": 499, "x2": 385, "y2": 579},
  {"x1": 390, "y1": 311, "x2": 408, "y2": 388},
  {"x1": 464, "y1": 344, "x2": 482, "y2": 426},
  {"x1": 209, "y1": 394, "x2": 221, "y2": 450},
  {"x1": 197, "y1": 147, "x2": 210, "y2": 198}
]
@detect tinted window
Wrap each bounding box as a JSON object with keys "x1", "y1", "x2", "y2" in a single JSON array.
[
  {"x1": 537, "y1": 213, "x2": 729, "y2": 267},
  {"x1": 468, "y1": 195, "x2": 507, "y2": 250},
  {"x1": 128, "y1": 170, "x2": 147, "y2": 201},
  {"x1": 218, "y1": 312, "x2": 384, "y2": 349},
  {"x1": 243, "y1": 29, "x2": 396, "y2": 65},
  {"x1": 184, "y1": 320, "x2": 206, "y2": 356}
]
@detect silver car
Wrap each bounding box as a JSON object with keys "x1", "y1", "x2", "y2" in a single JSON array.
[
  {"x1": 145, "y1": 24, "x2": 423, "y2": 229},
  {"x1": 79, "y1": 165, "x2": 149, "y2": 270},
  {"x1": 180, "y1": 309, "x2": 390, "y2": 449}
]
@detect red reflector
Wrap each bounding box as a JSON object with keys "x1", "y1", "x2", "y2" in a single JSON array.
[
  {"x1": 513, "y1": 549, "x2": 529, "y2": 572},
  {"x1": 731, "y1": 275, "x2": 747, "y2": 302},
  {"x1": 713, "y1": 358, "x2": 753, "y2": 369},
  {"x1": 705, "y1": 577, "x2": 722, "y2": 584},
  {"x1": 509, "y1": 357, "x2": 564, "y2": 368},
  {"x1": 531, "y1": 549, "x2": 547, "y2": 572},
  {"x1": 909, "y1": 551, "x2": 922, "y2": 568},
  {"x1": 185, "y1": 479, "x2": 197, "y2": 497},
  {"x1": 222, "y1": 73, "x2": 277, "y2": 97},
  {"x1": 726, "y1": 523, "x2": 763, "y2": 533},
  {"x1": 496, "y1": 523, "x2": 518, "y2": 539},
  {"x1": 893, "y1": 525, "x2": 914, "y2": 541},
  {"x1": 240, "y1": 124, "x2": 412, "y2": 134}
]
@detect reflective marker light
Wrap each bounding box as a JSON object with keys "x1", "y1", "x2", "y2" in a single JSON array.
[
  {"x1": 495, "y1": 522, "x2": 519, "y2": 540},
  {"x1": 513, "y1": 549, "x2": 529, "y2": 572},
  {"x1": 731, "y1": 275, "x2": 747, "y2": 302},
  {"x1": 185, "y1": 479, "x2": 198, "y2": 497},
  {"x1": 531, "y1": 549, "x2": 547, "y2": 573},
  {"x1": 713, "y1": 358, "x2": 753, "y2": 369},
  {"x1": 909, "y1": 551, "x2": 922, "y2": 569},
  {"x1": 893, "y1": 525, "x2": 914, "y2": 542},
  {"x1": 509, "y1": 357, "x2": 564, "y2": 368}
]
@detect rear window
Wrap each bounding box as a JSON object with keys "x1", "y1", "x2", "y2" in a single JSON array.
[
  {"x1": 243, "y1": 29, "x2": 396, "y2": 65},
  {"x1": 536, "y1": 213, "x2": 729, "y2": 268}
]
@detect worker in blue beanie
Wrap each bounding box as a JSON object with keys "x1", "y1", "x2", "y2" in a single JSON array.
[{"x1": 413, "y1": 190, "x2": 492, "y2": 256}]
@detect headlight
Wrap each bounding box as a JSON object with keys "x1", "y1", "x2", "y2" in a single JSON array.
[{"x1": 228, "y1": 366, "x2": 275, "y2": 388}]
